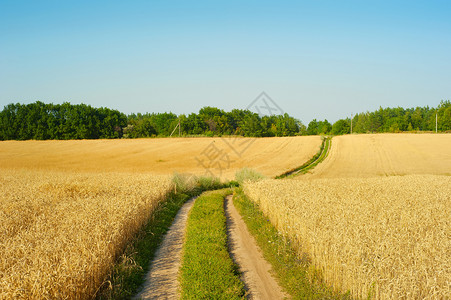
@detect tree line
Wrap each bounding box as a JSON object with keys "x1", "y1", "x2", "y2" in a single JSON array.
[
  {"x1": 125, "y1": 106, "x2": 300, "y2": 138},
  {"x1": 0, "y1": 100, "x2": 450, "y2": 140},
  {"x1": 0, "y1": 102, "x2": 301, "y2": 140},
  {"x1": 0, "y1": 102, "x2": 127, "y2": 140},
  {"x1": 306, "y1": 100, "x2": 451, "y2": 135}
]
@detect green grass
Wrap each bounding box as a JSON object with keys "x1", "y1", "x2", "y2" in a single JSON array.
[
  {"x1": 180, "y1": 189, "x2": 245, "y2": 299},
  {"x1": 276, "y1": 136, "x2": 332, "y2": 179},
  {"x1": 235, "y1": 167, "x2": 265, "y2": 184},
  {"x1": 233, "y1": 188, "x2": 351, "y2": 300},
  {"x1": 96, "y1": 175, "x2": 230, "y2": 299}
]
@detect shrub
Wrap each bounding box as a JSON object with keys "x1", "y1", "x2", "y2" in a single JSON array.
[{"x1": 235, "y1": 168, "x2": 264, "y2": 184}]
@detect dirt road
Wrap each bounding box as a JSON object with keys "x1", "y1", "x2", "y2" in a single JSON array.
[
  {"x1": 225, "y1": 195, "x2": 288, "y2": 299},
  {"x1": 134, "y1": 197, "x2": 196, "y2": 300},
  {"x1": 135, "y1": 194, "x2": 287, "y2": 299}
]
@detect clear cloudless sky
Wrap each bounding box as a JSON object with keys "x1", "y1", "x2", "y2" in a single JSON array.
[{"x1": 0, "y1": 0, "x2": 450, "y2": 123}]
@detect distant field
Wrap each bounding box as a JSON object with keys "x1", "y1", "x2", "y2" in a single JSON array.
[
  {"x1": 306, "y1": 133, "x2": 451, "y2": 178},
  {"x1": 244, "y1": 175, "x2": 451, "y2": 299},
  {"x1": 0, "y1": 169, "x2": 172, "y2": 299},
  {"x1": 0, "y1": 136, "x2": 321, "y2": 180}
]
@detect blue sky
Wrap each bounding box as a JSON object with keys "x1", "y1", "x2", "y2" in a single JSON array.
[{"x1": 0, "y1": 0, "x2": 450, "y2": 123}]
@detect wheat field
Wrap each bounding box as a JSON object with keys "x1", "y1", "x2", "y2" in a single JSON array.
[
  {"x1": 307, "y1": 133, "x2": 451, "y2": 178},
  {"x1": 244, "y1": 175, "x2": 451, "y2": 299},
  {"x1": 0, "y1": 136, "x2": 321, "y2": 180},
  {"x1": 0, "y1": 169, "x2": 172, "y2": 299},
  {"x1": 0, "y1": 136, "x2": 321, "y2": 298}
]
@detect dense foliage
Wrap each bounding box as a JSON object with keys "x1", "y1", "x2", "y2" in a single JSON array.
[
  {"x1": 0, "y1": 100, "x2": 449, "y2": 140},
  {"x1": 305, "y1": 100, "x2": 451, "y2": 135},
  {"x1": 0, "y1": 102, "x2": 303, "y2": 140},
  {"x1": 0, "y1": 102, "x2": 127, "y2": 140},
  {"x1": 327, "y1": 100, "x2": 451, "y2": 135},
  {"x1": 126, "y1": 106, "x2": 302, "y2": 138}
]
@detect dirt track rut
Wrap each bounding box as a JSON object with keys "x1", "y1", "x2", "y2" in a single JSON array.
[
  {"x1": 134, "y1": 197, "x2": 196, "y2": 299},
  {"x1": 225, "y1": 195, "x2": 288, "y2": 299},
  {"x1": 135, "y1": 194, "x2": 287, "y2": 299}
]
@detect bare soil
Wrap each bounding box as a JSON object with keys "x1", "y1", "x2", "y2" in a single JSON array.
[
  {"x1": 225, "y1": 195, "x2": 288, "y2": 299},
  {"x1": 134, "y1": 197, "x2": 196, "y2": 300}
]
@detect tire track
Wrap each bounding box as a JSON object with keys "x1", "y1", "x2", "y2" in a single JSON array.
[
  {"x1": 134, "y1": 197, "x2": 196, "y2": 300},
  {"x1": 225, "y1": 195, "x2": 288, "y2": 299}
]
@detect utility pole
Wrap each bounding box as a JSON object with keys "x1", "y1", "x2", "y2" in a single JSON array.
[
  {"x1": 350, "y1": 113, "x2": 353, "y2": 134},
  {"x1": 170, "y1": 119, "x2": 181, "y2": 137},
  {"x1": 179, "y1": 119, "x2": 181, "y2": 137},
  {"x1": 436, "y1": 113, "x2": 438, "y2": 133}
]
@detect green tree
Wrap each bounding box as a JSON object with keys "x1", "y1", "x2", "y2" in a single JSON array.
[
  {"x1": 331, "y1": 119, "x2": 350, "y2": 135},
  {"x1": 318, "y1": 120, "x2": 332, "y2": 134},
  {"x1": 307, "y1": 119, "x2": 319, "y2": 135},
  {"x1": 241, "y1": 113, "x2": 263, "y2": 137}
]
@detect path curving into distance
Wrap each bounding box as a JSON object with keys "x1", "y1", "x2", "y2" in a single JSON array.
[
  {"x1": 277, "y1": 136, "x2": 332, "y2": 178},
  {"x1": 134, "y1": 197, "x2": 197, "y2": 300},
  {"x1": 133, "y1": 136, "x2": 328, "y2": 298},
  {"x1": 225, "y1": 195, "x2": 288, "y2": 299}
]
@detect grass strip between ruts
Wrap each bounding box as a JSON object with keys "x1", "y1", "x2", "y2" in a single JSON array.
[
  {"x1": 233, "y1": 188, "x2": 352, "y2": 300},
  {"x1": 276, "y1": 136, "x2": 331, "y2": 179},
  {"x1": 180, "y1": 189, "x2": 245, "y2": 299}
]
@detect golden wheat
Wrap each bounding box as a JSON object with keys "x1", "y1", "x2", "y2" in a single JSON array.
[
  {"x1": 0, "y1": 169, "x2": 172, "y2": 299},
  {"x1": 244, "y1": 175, "x2": 451, "y2": 299},
  {"x1": 0, "y1": 136, "x2": 321, "y2": 180},
  {"x1": 308, "y1": 133, "x2": 451, "y2": 178}
]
